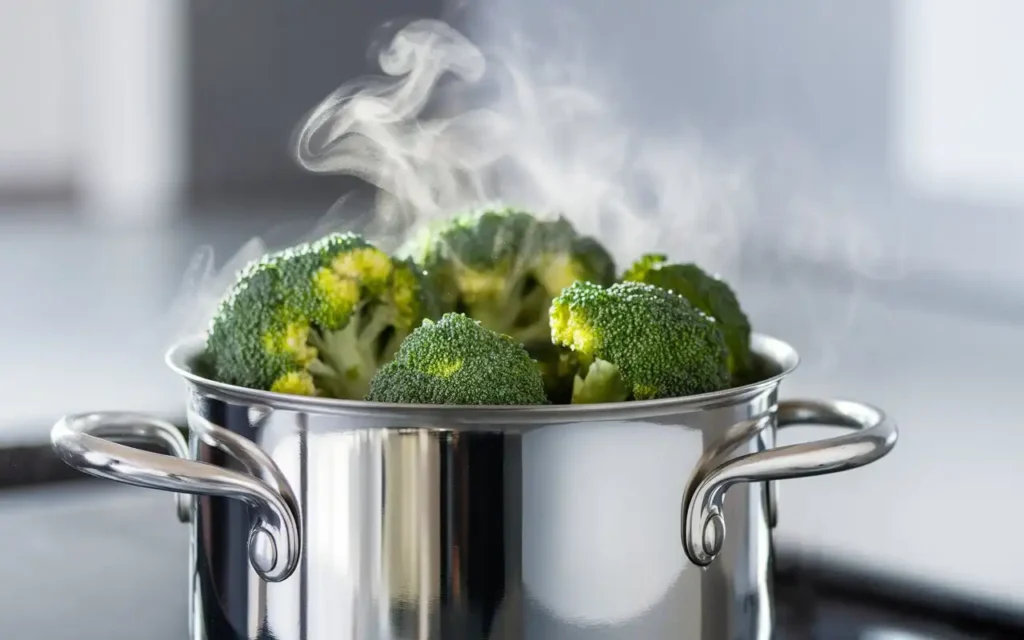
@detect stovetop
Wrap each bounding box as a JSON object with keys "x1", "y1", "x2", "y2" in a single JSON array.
[
  {"x1": 1, "y1": 479, "x2": 1021, "y2": 640},
  {"x1": 773, "y1": 558, "x2": 1024, "y2": 640}
]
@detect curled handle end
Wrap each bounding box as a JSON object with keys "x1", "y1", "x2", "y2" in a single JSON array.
[{"x1": 51, "y1": 412, "x2": 301, "y2": 582}]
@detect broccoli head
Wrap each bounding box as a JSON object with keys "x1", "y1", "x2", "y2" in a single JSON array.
[
  {"x1": 399, "y1": 206, "x2": 617, "y2": 347},
  {"x1": 550, "y1": 280, "x2": 730, "y2": 402},
  {"x1": 204, "y1": 232, "x2": 437, "y2": 399},
  {"x1": 365, "y1": 313, "x2": 549, "y2": 405},
  {"x1": 622, "y1": 254, "x2": 753, "y2": 378}
]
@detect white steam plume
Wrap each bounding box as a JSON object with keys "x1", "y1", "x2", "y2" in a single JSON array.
[{"x1": 288, "y1": 17, "x2": 753, "y2": 273}]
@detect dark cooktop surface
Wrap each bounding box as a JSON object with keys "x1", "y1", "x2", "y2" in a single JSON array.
[
  {"x1": 773, "y1": 557, "x2": 1024, "y2": 640},
  {"x1": 1, "y1": 479, "x2": 1021, "y2": 640}
]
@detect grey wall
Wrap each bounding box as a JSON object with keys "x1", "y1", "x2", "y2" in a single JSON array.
[
  {"x1": 0, "y1": 1, "x2": 74, "y2": 199},
  {"x1": 186, "y1": 0, "x2": 451, "y2": 207},
  {"x1": 528, "y1": 1, "x2": 893, "y2": 182},
  {"x1": 469, "y1": 1, "x2": 892, "y2": 186}
]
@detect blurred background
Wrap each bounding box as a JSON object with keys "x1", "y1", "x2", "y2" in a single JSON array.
[{"x1": 1, "y1": 0, "x2": 1022, "y2": 638}]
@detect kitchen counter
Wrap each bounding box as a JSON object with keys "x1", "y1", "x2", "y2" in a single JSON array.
[
  {"x1": 2, "y1": 206, "x2": 1022, "y2": 616},
  {"x1": 0, "y1": 483, "x2": 188, "y2": 640}
]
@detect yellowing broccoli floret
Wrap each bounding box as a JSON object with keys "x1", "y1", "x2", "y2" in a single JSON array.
[
  {"x1": 399, "y1": 206, "x2": 616, "y2": 402},
  {"x1": 550, "y1": 281, "x2": 731, "y2": 402},
  {"x1": 399, "y1": 206, "x2": 616, "y2": 347},
  {"x1": 365, "y1": 313, "x2": 549, "y2": 405},
  {"x1": 204, "y1": 232, "x2": 437, "y2": 399},
  {"x1": 622, "y1": 254, "x2": 753, "y2": 379}
]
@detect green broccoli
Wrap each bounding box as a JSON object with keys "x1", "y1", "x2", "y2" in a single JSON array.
[
  {"x1": 622, "y1": 254, "x2": 753, "y2": 378},
  {"x1": 549, "y1": 280, "x2": 731, "y2": 402},
  {"x1": 365, "y1": 313, "x2": 549, "y2": 405},
  {"x1": 398, "y1": 206, "x2": 616, "y2": 347},
  {"x1": 204, "y1": 232, "x2": 436, "y2": 399}
]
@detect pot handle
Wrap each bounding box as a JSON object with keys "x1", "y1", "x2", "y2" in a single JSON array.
[
  {"x1": 681, "y1": 398, "x2": 897, "y2": 567},
  {"x1": 51, "y1": 412, "x2": 301, "y2": 582}
]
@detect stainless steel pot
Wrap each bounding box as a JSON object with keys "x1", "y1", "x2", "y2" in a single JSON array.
[{"x1": 51, "y1": 333, "x2": 896, "y2": 640}]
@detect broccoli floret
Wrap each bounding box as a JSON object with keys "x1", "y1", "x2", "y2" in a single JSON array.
[
  {"x1": 622, "y1": 254, "x2": 753, "y2": 378},
  {"x1": 550, "y1": 281, "x2": 730, "y2": 402},
  {"x1": 400, "y1": 206, "x2": 616, "y2": 402},
  {"x1": 204, "y1": 232, "x2": 437, "y2": 399},
  {"x1": 399, "y1": 206, "x2": 616, "y2": 347},
  {"x1": 365, "y1": 313, "x2": 549, "y2": 405}
]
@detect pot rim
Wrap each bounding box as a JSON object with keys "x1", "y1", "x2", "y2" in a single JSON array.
[{"x1": 165, "y1": 333, "x2": 799, "y2": 422}]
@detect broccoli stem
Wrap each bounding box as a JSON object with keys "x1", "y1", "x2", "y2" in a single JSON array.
[
  {"x1": 510, "y1": 320, "x2": 551, "y2": 347},
  {"x1": 572, "y1": 358, "x2": 630, "y2": 404},
  {"x1": 467, "y1": 303, "x2": 518, "y2": 337},
  {"x1": 465, "y1": 279, "x2": 554, "y2": 346},
  {"x1": 307, "y1": 303, "x2": 394, "y2": 399}
]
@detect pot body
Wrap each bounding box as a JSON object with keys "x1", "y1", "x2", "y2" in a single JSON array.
[
  {"x1": 187, "y1": 385, "x2": 777, "y2": 640},
  {"x1": 50, "y1": 334, "x2": 896, "y2": 640}
]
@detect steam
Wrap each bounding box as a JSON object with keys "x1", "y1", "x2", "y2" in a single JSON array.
[
  {"x1": 172, "y1": 15, "x2": 905, "y2": 367},
  {"x1": 288, "y1": 18, "x2": 752, "y2": 272},
  {"x1": 169, "y1": 237, "x2": 267, "y2": 348},
  {"x1": 291, "y1": 20, "x2": 489, "y2": 240}
]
